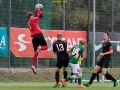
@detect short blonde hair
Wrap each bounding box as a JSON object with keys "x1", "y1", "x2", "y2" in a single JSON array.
[{"x1": 79, "y1": 39, "x2": 86, "y2": 45}]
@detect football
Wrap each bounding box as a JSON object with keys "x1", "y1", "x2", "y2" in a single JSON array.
[{"x1": 35, "y1": 4, "x2": 43, "y2": 10}]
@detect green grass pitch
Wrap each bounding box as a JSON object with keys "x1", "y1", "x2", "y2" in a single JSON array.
[{"x1": 0, "y1": 82, "x2": 119, "y2": 90}]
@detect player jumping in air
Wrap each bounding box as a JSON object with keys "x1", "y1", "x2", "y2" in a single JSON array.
[
  {"x1": 52, "y1": 33, "x2": 69, "y2": 87},
  {"x1": 83, "y1": 32, "x2": 119, "y2": 87},
  {"x1": 27, "y1": 4, "x2": 48, "y2": 74},
  {"x1": 61, "y1": 39, "x2": 86, "y2": 88}
]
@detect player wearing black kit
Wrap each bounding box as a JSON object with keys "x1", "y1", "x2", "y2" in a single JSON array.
[
  {"x1": 84, "y1": 32, "x2": 119, "y2": 87},
  {"x1": 52, "y1": 33, "x2": 69, "y2": 87}
]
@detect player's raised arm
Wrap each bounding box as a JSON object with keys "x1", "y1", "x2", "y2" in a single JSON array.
[
  {"x1": 34, "y1": 4, "x2": 43, "y2": 18},
  {"x1": 33, "y1": 10, "x2": 43, "y2": 22},
  {"x1": 27, "y1": 4, "x2": 48, "y2": 74}
]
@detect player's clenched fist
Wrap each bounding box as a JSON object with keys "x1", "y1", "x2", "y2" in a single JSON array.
[{"x1": 35, "y1": 4, "x2": 43, "y2": 10}]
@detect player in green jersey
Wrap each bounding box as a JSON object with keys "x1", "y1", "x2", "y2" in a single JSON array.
[
  {"x1": 70, "y1": 55, "x2": 83, "y2": 83},
  {"x1": 61, "y1": 39, "x2": 86, "y2": 88}
]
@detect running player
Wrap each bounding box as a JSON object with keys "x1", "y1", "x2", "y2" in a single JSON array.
[
  {"x1": 70, "y1": 55, "x2": 83, "y2": 83},
  {"x1": 61, "y1": 39, "x2": 86, "y2": 88},
  {"x1": 83, "y1": 32, "x2": 119, "y2": 87},
  {"x1": 27, "y1": 4, "x2": 48, "y2": 74},
  {"x1": 52, "y1": 33, "x2": 69, "y2": 87}
]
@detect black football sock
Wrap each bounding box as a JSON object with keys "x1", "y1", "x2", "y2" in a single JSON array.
[
  {"x1": 96, "y1": 72, "x2": 99, "y2": 82},
  {"x1": 64, "y1": 71, "x2": 67, "y2": 79},
  {"x1": 89, "y1": 73, "x2": 97, "y2": 85},
  {"x1": 55, "y1": 71, "x2": 60, "y2": 83},
  {"x1": 105, "y1": 73, "x2": 116, "y2": 82},
  {"x1": 71, "y1": 72, "x2": 74, "y2": 75}
]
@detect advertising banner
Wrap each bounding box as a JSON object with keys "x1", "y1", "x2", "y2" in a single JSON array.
[
  {"x1": 10, "y1": 27, "x2": 86, "y2": 58},
  {"x1": 0, "y1": 27, "x2": 8, "y2": 57}
]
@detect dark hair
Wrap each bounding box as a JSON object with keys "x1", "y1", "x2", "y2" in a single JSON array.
[
  {"x1": 27, "y1": 12, "x2": 33, "y2": 19},
  {"x1": 104, "y1": 32, "x2": 109, "y2": 36}
]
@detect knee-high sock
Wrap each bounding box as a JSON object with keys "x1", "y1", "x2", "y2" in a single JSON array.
[
  {"x1": 78, "y1": 76, "x2": 82, "y2": 84},
  {"x1": 71, "y1": 72, "x2": 73, "y2": 75},
  {"x1": 105, "y1": 73, "x2": 116, "y2": 82},
  {"x1": 32, "y1": 53, "x2": 38, "y2": 66},
  {"x1": 63, "y1": 71, "x2": 67, "y2": 79},
  {"x1": 96, "y1": 72, "x2": 99, "y2": 82},
  {"x1": 55, "y1": 71, "x2": 60, "y2": 83},
  {"x1": 32, "y1": 46, "x2": 48, "y2": 66},
  {"x1": 65, "y1": 75, "x2": 77, "y2": 81},
  {"x1": 78, "y1": 71, "x2": 82, "y2": 84},
  {"x1": 89, "y1": 73, "x2": 97, "y2": 85},
  {"x1": 71, "y1": 69, "x2": 74, "y2": 76}
]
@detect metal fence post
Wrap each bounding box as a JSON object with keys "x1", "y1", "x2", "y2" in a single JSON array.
[
  {"x1": 111, "y1": 0, "x2": 114, "y2": 32},
  {"x1": 88, "y1": 0, "x2": 90, "y2": 43},
  {"x1": 37, "y1": 0, "x2": 39, "y2": 3},
  {"x1": 36, "y1": 0, "x2": 40, "y2": 68},
  {"x1": 92, "y1": 0, "x2": 96, "y2": 69},
  {"x1": 63, "y1": 0, "x2": 65, "y2": 30},
  {"x1": 111, "y1": 0, "x2": 114, "y2": 68},
  {"x1": 8, "y1": 0, "x2": 11, "y2": 69}
]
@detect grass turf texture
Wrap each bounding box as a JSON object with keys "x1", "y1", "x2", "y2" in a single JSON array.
[{"x1": 0, "y1": 82, "x2": 119, "y2": 90}]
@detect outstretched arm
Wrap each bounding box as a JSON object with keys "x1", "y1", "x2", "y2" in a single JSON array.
[{"x1": 33, "y1": 9, "x2": 43, "y2": 22}]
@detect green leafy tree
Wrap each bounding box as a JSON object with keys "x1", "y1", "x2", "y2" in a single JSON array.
[{"x1": 51, "y1": 0, "x2": 94, "y2": 30}]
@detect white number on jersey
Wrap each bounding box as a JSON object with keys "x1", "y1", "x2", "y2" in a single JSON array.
[
  {"x1": 56, "y1": 44, "x2": 64, "y2": 52},
  {"x1": 72, "y1": 48, "x2": 76, "y2": 55}
]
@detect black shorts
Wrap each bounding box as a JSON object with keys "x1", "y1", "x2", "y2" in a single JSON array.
[
  {"x1": 32, "y1": 33, "x2": 47, "y2": 51},
  {"x1": 97, "y1": 58, "x2": 110, "y2": 68},
  {"x1": 56, "y1": 55, "x2": 69, "y2": 69}
]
